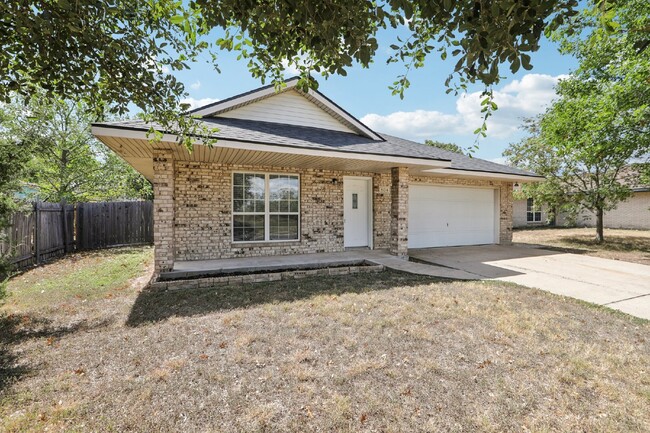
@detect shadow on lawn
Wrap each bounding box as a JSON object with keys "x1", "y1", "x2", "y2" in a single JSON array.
[
  {"x1": 0, "y1": 313, "x2": 112, "y2": 394},
  {"x1": 126, "y1": 270, "x2": 446, "y2": 327},
  {"x1": 561, "y1": 236, "x2": 650, "y2": 253}
]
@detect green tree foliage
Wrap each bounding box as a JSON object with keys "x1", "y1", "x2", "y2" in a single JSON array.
[
  {"x1": 2, "y1": 0, "x2": 588, "y2": 144},
  {"x1": 505, "y1": 1, "x2": 650, "y2": 242},
  {"x1": 424, "y1": 140, "x2": 466, "y2": 155},
  {"x1": 1, "y1": 95, "x2": 152, "y2": 203},
  {"x1": 0, "y1": 106, "x2": 35, "y2": 280}
]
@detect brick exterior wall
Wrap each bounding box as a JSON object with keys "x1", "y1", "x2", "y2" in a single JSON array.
[
  {"x1": 556, "y1": 191, "x2": 650, "y2": 229},
  {"x1": 152, "y1": 150, "x2": 175, "y2": 274},
  {"x1": 154, "y1": 159, "x2": 515, "y2": 265},
  {"x1": 390, "y1": 167, "x2": 409, "y2": 257},
  {"x1": 173, "y1": 162, "x2": 393, "y2": 260}
]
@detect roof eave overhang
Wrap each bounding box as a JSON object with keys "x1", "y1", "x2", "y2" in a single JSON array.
[
  {"x1": 91, "y1": 125, "x2": 452, "y2": 169},
  {"x1": 421, "y1": 168, "x2": 545, "y2": 182}
]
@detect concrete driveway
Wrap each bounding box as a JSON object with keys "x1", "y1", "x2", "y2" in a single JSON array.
[{"x1": 409, "y1": 245, "x2": 650, "y2": 320}]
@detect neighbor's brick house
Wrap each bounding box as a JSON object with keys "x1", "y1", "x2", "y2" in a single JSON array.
[
  {"x1": 92, "y1": 78, "x2": 541, "y2": 278},
  {"x1": 513, "y1": 189, "x2": 650, "y2": 229}
]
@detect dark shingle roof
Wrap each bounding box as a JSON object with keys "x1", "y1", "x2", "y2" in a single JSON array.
[{"x1": 95, "y1": 117, "x2": 540, "y2": 178}]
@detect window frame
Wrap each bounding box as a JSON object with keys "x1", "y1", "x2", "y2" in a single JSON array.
[
  {"x1": 526, "y1": 198, "x2": 542, "y2": 223},
  {"x1": 231, "y1": 171, "x2": 301, "y2": 243}
]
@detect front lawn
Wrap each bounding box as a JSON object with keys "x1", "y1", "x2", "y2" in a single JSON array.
[
  {"x1": 1, "y1": 247, "x2": 649, "y2": 432},
  {"x1": 514, "y1": 227, "x2": 650, "y2": 265}
]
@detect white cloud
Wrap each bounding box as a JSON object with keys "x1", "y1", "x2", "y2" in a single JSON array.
[
  {"x1": 190, "y1": 80, "x2": 201, "y2": 90},
  {"x1": 180, "y1": 97, "x2": 220, "y2": 110},
  {"x1": 282, "y1": 59, "x2": 301, "y2": 76},
  {"x1": 281, "y1": 55, "x2": 322, "y2": 77},
  {"x1": 489, "y1": 156, "x2": 508, "y2": 165},
  {"x1": 161, "y1": 65, "x2": 171, "y2": 74},
  {"x1": 361, "y1": 73, "x2": 568, "y2": 140}
]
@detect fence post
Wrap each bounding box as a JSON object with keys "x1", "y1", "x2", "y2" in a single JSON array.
[
  {"x1": 61, "y1": 199, "x2": 68, "y2": 254},
  {"x1": 34, "y1": 201, "x2": 41, "y2": 264}
]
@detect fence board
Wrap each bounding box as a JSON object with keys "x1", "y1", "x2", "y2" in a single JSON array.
[{"x1": 1, "y1": 200, "x2": 152, "y2": 274}]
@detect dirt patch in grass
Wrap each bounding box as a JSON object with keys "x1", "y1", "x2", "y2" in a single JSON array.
[
  {"x1": 514, "y1": 227, "x2": 650, "y2": 265},
  {"x1": 1, "y1": 248, "x2": 648, "y2": 432}
]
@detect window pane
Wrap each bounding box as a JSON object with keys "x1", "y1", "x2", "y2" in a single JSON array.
[
  {"x1": 234, "y1": 173, "x2": 243, "y2": 186},
  {"x1": 270, "y1": 215, "x2": 299, "y2": 240},
  {"x1": 233, "y1": 214, "x2": 265, "y2": 241},
  {"x1": 290, "y1": 201, "x2": 299, "y2": 213},
  {"x1": 233, "y1": 186, "x2": 243, "y2": 200},
  {"x1": 269, "y1": 175, "x2": 299, "y2": 214},
  {"x1": 255, "y1": 199, "x2": 265, "y2": 213},
  {"x1": 233, "y1": 199, "x2": 244, "y2": 212},
  {"x1": 527, "y1": 212, "x2": 533, "y2": 222}
]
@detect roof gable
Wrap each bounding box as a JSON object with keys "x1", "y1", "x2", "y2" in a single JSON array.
[
  {"x1": 189, "y1": 78, "x2": 383, "y2": 141},
  {"x1": 216, "y1": 89, "x2": 356, "y2": 133}
]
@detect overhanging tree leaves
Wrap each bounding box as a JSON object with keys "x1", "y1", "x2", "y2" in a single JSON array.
[
  {"x1": 1, "y1": 95, "x2": 153, "y2": 203},
  {"x1": 424, "y1": 140, "x2": 466, "y2": 155},
  {"x1": 505, "y1": 0, "x2": 649, "y2": 242},
  {"x1": 3, "y1": 0, "x2": 587, "y2": 146}
]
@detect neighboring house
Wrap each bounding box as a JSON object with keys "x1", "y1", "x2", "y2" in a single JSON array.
[
  {"x1": 556, "y1": 188, "x2": 650, "y2": 229},
  {"x1": 513, "y1": 188, "x2": 650, "y2": 230},
  {"x1": 91, "y1": 78, "x2": 542, "y2": 276},
  {"x1": 513, "y1": 196, "x2": 550, "y2": 227}
]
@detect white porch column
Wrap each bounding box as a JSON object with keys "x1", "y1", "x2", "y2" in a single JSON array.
[
  {"x1": 390, "y1": 167, "x2": 409, "y2": 258},
  {"x1": 153, "y1": 149, "x2": 175, "y2": 274}
]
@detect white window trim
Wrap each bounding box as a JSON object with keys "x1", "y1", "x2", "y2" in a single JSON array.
[{"x1": 232, "y1": 171, "x2": 301, "y2": 243}]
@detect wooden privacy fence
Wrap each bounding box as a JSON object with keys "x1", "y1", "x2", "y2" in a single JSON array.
[{"x1": 0, "y1": 201, "x2": 153, "y2": 273}]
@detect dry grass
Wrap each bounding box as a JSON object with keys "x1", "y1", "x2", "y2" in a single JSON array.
[
  {"x1": 1, "y1": 247, "x2": 649, "y2": 432},
  {"x1": 514, "y1": 227, "x2": 650, "y2": 265}
]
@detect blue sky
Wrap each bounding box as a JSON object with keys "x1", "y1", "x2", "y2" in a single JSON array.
[{"x1": 167, "y1": 28, "x2": 577, "y2": 163}]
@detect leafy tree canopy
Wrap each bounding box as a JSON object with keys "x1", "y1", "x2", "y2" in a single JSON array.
[
  {"x1": 2, "y1": 0, "x2": 590, "y2": 145},
  {"x1": 424, "y1": 140, "x2": 466, "y2": 155},
  {"x1": 505, "y1": 0, "x2": 650, "y2": 242},
  {"x1": 1, "y1": 95, "x2": 153, "y2": 203}
]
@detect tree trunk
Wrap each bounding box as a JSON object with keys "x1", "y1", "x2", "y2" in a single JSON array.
[{"x1": 596, "y1": 207, "x2": 604, "y2": 243}]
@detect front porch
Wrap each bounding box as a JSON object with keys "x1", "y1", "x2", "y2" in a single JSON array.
[{"x1": 158, "y1": 249, "x2": 478, "y2": 282}]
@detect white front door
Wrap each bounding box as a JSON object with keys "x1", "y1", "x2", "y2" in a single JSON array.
[{"x1": 344, "y1": 177, "x2": 371, "y2": 248}]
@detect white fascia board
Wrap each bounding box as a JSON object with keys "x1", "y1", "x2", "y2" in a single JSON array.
[
  {"x1": 422, "y1": 168, "x2": 544, "y2": 182},
  {"x1": 91, "y1": 126, "x2": 451, "y2": 168}
]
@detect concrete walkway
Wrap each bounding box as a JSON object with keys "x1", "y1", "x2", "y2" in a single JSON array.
[{"x1": 410, "y1": 245, "x2": 650, "y2": 320}]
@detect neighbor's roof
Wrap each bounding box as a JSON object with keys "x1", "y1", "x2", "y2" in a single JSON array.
[{"x1": 95, "y1": 116, "x2": 540, "y2": 178}]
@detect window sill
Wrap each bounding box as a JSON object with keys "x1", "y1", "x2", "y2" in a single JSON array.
[{"x1": 231, "y1": 240, "x2": 302, "y2": 248}]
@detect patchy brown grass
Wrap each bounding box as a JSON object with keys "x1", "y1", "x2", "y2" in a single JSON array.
[
  {"x1": 514, "y1": 227, "x2": 650, "y2": 265},
  {"x1": 1, "y1": 247, "x2": 649, "y2": 432}
]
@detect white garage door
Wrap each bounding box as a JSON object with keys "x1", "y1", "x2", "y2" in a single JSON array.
[{"x1": 408, "y1": 185, "x2": 498, "y2": 248}]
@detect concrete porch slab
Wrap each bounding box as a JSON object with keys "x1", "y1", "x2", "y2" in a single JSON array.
[{"x1": 161, "y1": 250, "x2": 479, "y2": 281}]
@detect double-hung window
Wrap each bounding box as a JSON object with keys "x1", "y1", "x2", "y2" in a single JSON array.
[
  {"x1": 526, "y1": 198, "x2": 542, "y2": 222},
  {"x1": 232, "y1": 173, "x2": 300, "y2": 242}
]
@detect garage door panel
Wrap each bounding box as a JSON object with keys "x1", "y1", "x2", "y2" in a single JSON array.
[{"x1": 408, "y1": 185, "x2": 497, "y2": 248}]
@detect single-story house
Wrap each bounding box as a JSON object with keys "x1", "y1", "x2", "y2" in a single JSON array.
[
  {"x1": 92, "y1": 78, "x2": 542, "y2": 277},
  {"x1": 514, "y1": 189, "x2": 650, "y2": 230}
]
